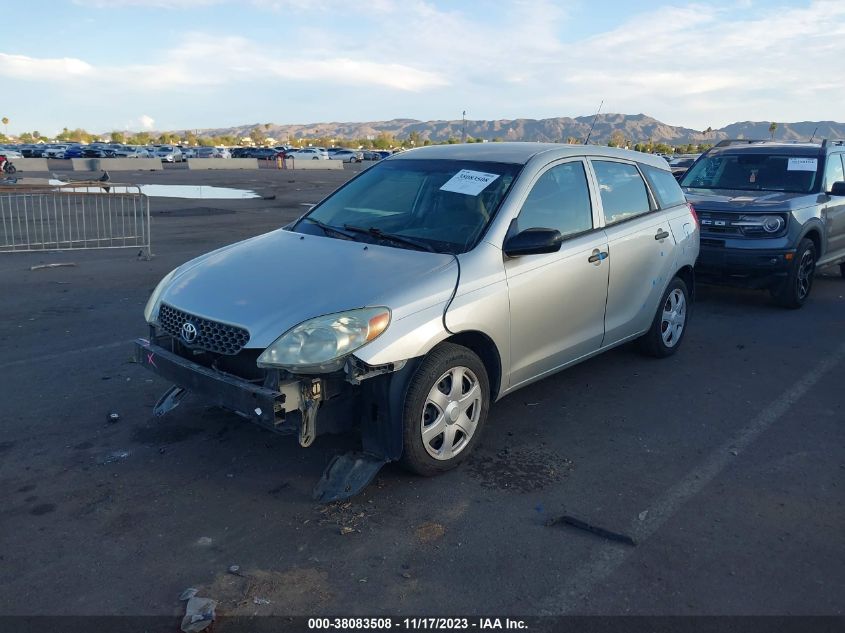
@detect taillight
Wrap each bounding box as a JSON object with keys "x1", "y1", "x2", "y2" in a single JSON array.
[{"x1": 688, "y1": 203, "x2": 699, "y2": 229}]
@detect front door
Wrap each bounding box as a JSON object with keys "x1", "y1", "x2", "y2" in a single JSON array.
[
  {"x1": 821, "y1": 153, "x2": 845, "y2": 264},
  {"x1": 505, "y1": 159, "x2": 609, "y2": 388}
]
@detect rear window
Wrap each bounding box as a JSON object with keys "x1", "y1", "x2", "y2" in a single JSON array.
[{"x1": 642, "y1": 164, "x2": 687, "y2": 208}]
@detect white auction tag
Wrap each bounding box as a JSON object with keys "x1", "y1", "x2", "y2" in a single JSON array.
[
  {"x1": 787, "y1": 157, "x2": 817, "y2": 172},
  {"x1": 440, "y1": 169, "x2": 500, "y2": 195}
]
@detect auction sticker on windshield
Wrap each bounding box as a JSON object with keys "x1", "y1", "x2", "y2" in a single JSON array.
[
  {"x1": 440, "y1": 169, "x2": 500, "y2": 195},
  {"x1": 787, "y1": 157, "x2": 818, "y2": 172}
]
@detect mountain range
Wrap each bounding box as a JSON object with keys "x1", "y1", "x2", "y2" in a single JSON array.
[{"x1": 181, "y1": 114, "x2": 845, "y2": 146}]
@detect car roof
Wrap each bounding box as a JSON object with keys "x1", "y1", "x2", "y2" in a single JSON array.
[
  {"x1": 706, "y1": 141, "x2": 827, "y2": 157},
  {"x1": 390, "y1": 142, "x2": 671, "y2": 169}
]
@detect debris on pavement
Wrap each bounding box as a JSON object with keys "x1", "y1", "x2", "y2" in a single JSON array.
[
  {"x1": 546, "y1": 514, "x2": 637, "y2": 546},
  {"x1": 638, "y1": 510, "x2": 649, "y2": 521},
  {"x1": 180, "y1": 596, "x2": 217, "y2": 633},
  {"x1": 96, "y1": 450, "x2": 130, "y2": 465},
  {"x1": 340, "y1": 526, "x2": 355, "y2": 535},
  {"x1": 179, "y1": 588, "x2": 199, "y2": 601},
  {"x1": 106, "y1": 412, "x2": 120, "y2": 424},
  {"x1": 228, "y1": 564, "x2": 246, "y2": 577},
  {"x1": 195, "y1": 536, "x2": 213, "y2": 547},
  {"x1": 30, "y1": 262, "x2": 77, "y2": 271},
  {"x1": 253, "y1": 596, "x2": 271, "y2": 605}
]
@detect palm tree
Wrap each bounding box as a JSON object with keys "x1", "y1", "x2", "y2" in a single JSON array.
[{"x1": 769, "y1": 122, "x2": 778, "y2": 140}]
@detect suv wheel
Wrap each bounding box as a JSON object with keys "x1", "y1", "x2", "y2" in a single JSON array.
[
  {"x1": 640, "y1": 277, "x2": 690, "y2": 358},
  {"x1": 400, "y1": 343, "x2": 490, "y2": 476},
  {"x1": 772, "y1": 238, "x2": 815, "y2": 308}
]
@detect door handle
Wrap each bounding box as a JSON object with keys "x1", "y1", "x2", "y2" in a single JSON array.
[
  {"x1": 654, "y1": 229, "x2": 670, "y2": 241},
  {"x1": 588, "y1": 249, "x2": 608, "y2": 264}
]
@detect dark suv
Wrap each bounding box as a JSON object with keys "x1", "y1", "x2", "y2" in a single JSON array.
[{"x1": 680, "y1": 139, "x2": 845, "y2": 307}]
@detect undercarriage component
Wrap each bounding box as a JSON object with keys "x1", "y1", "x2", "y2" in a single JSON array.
[
  {"x1": 312, "y1": 452, "x2": 389, "y2": 503},
  {"x1": 153, "y1": 385, "x2": 187, "y2": 417},
  {"x1": 298, "y1": 378, "x2": 323, "y2": 447},
  {"x1": 344, "y1": 356, "x2": 407, "y2": 385}
]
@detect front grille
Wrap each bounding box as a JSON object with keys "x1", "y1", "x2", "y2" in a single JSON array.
[
  {"x1": 697, "y1": 212, "x2": 742, "y2": 236},
  {"x1": 158, "y1": 303, "x2": 250, "y2": 355}
]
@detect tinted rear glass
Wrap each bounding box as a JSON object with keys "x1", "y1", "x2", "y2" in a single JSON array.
[{"x1": 642, "y1": 164, "x2": 687, "y2": 208}]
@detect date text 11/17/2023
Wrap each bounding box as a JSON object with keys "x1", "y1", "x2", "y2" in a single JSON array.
[{"x1": 307, "y1": 617, "x2": 528, "y2": 630}]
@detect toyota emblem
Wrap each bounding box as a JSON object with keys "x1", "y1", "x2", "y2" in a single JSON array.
[{"x1": 181, "y1": 321, "x2": 198, "y2": 344}]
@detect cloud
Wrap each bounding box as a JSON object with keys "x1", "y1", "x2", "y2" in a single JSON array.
[
  {"x1": 139, "y1": 114, "x2": 155, "y2": 130},
  {"x1": 0, "y1": 53, "x2": 93, "y2": 79}
]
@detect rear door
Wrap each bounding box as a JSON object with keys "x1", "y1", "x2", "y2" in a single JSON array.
[
  {"x1": 504, "y1": 159, "x2": 610, "y2": 388},
  {"x1": 589, "y1": 159, "x2": 679, "y2": 346}
]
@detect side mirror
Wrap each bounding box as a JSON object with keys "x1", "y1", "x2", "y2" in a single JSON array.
[
  {"x1": 503, "y1": 228, "x2": 562, "y2": 257},
  {"x1": 829, "y1": 181, "x2": 845, "y2": 196}
]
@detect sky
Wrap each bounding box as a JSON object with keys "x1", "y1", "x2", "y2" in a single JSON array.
[{"x1": 2, "y1": 0, "x2": 844, "y2": 136}]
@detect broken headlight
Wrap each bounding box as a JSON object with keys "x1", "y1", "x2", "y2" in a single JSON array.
[{"x1": 257, "y1": 307, "x2": 391, "y2": 373}]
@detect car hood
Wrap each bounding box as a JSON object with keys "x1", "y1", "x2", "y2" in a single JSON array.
[
  {"x1": 158, "y1": 229, "x2": 459, "y2": 349},
  {"x1": 683, "y1": 188, "x2": 818, "y2": 213}
]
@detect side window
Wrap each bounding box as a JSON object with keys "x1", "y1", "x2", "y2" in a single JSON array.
[
  {"x1": 515, "y1": 162, "x2": 593, "y2": 237},
  {"x1": 642, "y1": 164, "x2": 687, "y2": 208},
  {"x1": 823, "y1": 154, "x2": 845, "y2": 191},
  {"x1": 592, "y1": 160, "x2": 651, "y2": 225}
]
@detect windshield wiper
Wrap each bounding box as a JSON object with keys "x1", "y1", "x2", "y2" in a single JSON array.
[
  {"x1": 342, "y1": 225, "x2": 436, "y2": 252},
  {"x1": 299, "y1": 217, "x2": 355, "y2": 240}
]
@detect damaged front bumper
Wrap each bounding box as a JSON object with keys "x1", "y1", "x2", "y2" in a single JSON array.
[
  {"x1": 134, "y1": 338, "x2": 306, "y2": 433},
  {"x1": 134, "y1": 336, "x2": 422, "y2": 502}
]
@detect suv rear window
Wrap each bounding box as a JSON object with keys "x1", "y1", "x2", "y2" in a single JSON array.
[
  {"x1": 681, "y1": 153, "x2": 819, "y2": 193},
  {"x1": 642, "y1": 164, "x2": 687, "y2": 208}
]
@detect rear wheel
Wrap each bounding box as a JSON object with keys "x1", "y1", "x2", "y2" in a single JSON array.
[
  {"x1": 640, "y1": 277, "x2": 689, "y2": 358},
  {"x1": 772, "y1": 238, "x2": 815, "y2": 308},
  {"x1": 400, "y1": 343, "x2": 490, "y2": 476}
]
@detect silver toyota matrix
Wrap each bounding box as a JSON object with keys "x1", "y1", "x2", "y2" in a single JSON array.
[{"x1": 137, "y1": 143, "x2": 700, "y2": 500}]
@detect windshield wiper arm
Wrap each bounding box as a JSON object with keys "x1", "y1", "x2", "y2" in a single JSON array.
[
  {"x1": 342, "y1": 225, "x2": 436, "y2": 252},
  {"x1": 299, "y1": 217, "x2": 355, "y2": 240}
]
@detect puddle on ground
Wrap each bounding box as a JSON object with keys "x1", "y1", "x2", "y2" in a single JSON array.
[{"x1": 48, "y1": 180, "x2": 261, "y2": 199}]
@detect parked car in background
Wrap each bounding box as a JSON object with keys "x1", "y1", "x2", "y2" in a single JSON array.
[
  {"x1": 136, "y1": 142, "x2": 698, "y2": 501},
  {"x1": 156, "y1": 146, "x2": 183, "y2": 163},
  {"x1": 286, "y1": 148, "x2": 329, "y2": 161},
  {"x1": 64, "y1": 146, "x2": 85, "y2": 159},
  {"x1": 43, "y1": 145, "x2": 70, "y2": 159},
  {"x1": 329, "y1": 149, "x2": 363, "y2": 163},
  {"x1": 0, "y1": 147, "x2": 23, "y2": 159},
  {"x1": 669, "y1": 155, "x2": 700, "y2": 179},
  {"x1": 681, "y1": 139, "x2": 845, "y2": 307},
  {"x1": 21, "y1": 146, "x2": 45, "y2": 158},
  {"x1": 361, "y1": 150, "x2": 382, "y2": 161}
]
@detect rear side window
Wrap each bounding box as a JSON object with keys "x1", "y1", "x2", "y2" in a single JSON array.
[
  {"x1": 642, "y1": 164, "x2": 687, "y2": 208},
  {"x1": 516, "y1": 161, "x2": 593, "y2": 237},
  {"x1": 591, "y1": 160, "x2": 651, "y2": 225},
  {"x1": 823, "y1": 154, "x2": 845, "y2": 191}
]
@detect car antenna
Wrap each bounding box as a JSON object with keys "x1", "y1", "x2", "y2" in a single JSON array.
[
  {"x1": 582, "y1": 100, "x2": 604, "y2": 145},
  {"x1": 809, "y1": 126, "x2": 818, "y2": 143}
]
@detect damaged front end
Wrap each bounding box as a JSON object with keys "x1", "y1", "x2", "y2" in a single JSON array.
[{"x1": 135, "y1": 328, "x2": 420, "y2": 502}]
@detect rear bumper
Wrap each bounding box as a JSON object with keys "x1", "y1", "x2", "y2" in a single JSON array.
[
  {"x1": 696, "y1": 243, "x2": 794, "y2": 289},
  {"x1": 134, "y1": 338, "x2": 301, "y2": 430}
]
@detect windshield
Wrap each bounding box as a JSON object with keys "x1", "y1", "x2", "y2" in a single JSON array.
[
  {"x1": 681, "y1": 153, "x2": 820, "y2": 193},
  {"x1": 294, "y1": 158, "x2": 521, "y2": 253}
]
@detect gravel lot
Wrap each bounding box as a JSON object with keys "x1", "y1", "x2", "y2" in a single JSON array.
[{"x1": 1, "y1": 164, "x2": 843, "y2": 621}]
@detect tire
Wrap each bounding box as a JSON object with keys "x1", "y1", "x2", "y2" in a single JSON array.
[
  {"x1": 400, "y1": 343, "x2": 490, "y2": 476},
  {"x1": 772, "y1": 238, "x2": 815, "y2": 308},
  {"x1": 639, "y1": 277, "x2": 690, "y2": 358}
]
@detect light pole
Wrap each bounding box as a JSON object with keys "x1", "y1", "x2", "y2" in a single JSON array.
[{"x1": 461, "y1": 110, "x2": 467, "y2": 143}]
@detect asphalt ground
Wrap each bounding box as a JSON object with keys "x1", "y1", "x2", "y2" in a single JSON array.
[{"x1": 0, "y1": 164, "x2": 843, "y2": 622}]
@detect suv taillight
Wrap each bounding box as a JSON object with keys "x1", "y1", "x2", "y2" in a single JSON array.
[{"x1": 688, "y1": 203, "x2": 699, "y2": 229}]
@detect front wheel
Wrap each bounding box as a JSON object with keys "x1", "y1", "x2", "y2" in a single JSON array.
[
  {"x1": 400, "y1": 343, "x2": 490, "y2": 476},
  {"x1": 640, "y1": 277, "x2": 690, "y2": 358},
  {"x1": 772, "y1": 238, "x2": 815, "y2": 308}
]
